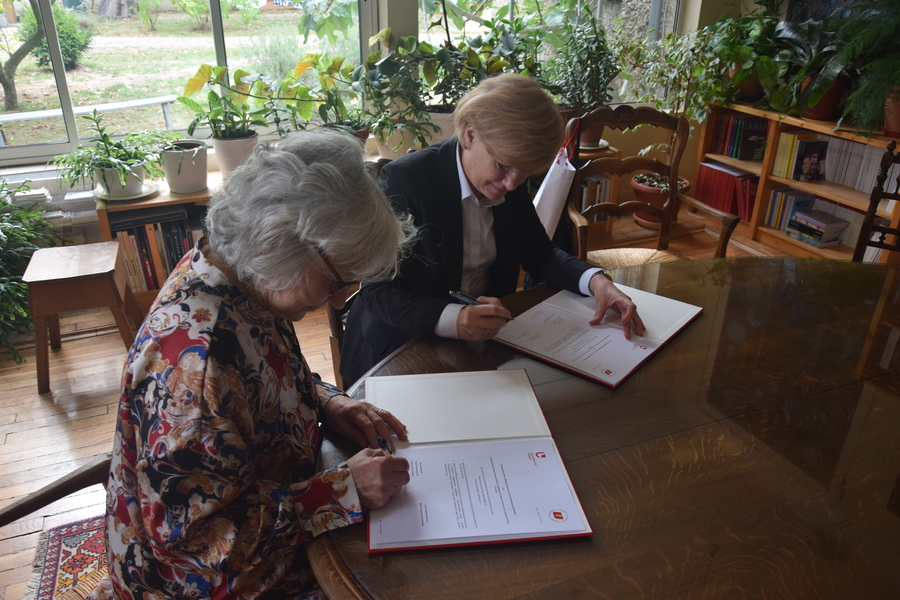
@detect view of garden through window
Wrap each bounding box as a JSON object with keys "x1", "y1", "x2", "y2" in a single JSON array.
[{"x1": 0, "y1": 0, "x2": 677, "y2": 163}]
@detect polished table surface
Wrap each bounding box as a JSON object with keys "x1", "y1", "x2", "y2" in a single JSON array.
[{"x1": 309, "y1": 256, "x2": 900, "y2": 599}]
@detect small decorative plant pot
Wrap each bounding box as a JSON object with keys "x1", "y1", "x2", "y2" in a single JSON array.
[
  {"x1": 94, "y1": 165, "x2": 145, "y2": 199},
  {"x1": 161, "y1": 140, "x2": 208, "y2": 194},
  {"x1": 801, "y1": 74, "x2": 851, "y2": 122},
  {"x1": 213, "y1": 131, "x2": 259, "y2": 178},
  {"x1": 630, "y1": 174, "x2": 690, "y2": 230}
]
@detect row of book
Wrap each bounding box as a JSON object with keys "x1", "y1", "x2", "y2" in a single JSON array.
[
  {"x1": 822, "y1": 137, "x2": 900, "y2": 196},
  {"x1": 109, "y1": 205, "x2": 205, "y2": 292},
  {"x1": 772, "y1": 130, "x2": 828, "y2": 182},
  {"x1": 707, "y1": 114, "x2": 768, "y2": 161},
  {"x1": 694, "y1": 161, "x2": 759, "y2": 221}
]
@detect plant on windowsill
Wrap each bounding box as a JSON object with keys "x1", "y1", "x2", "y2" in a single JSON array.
[
  {"x1": 50, "y1": 110, "x2": 177, "y2": 198},
  {"x1": 0, "y1": 178, "x2": 63, "y2": 365},
  {"x1": 177, "y1": 64, "x2": 269, "y2": 176},
  {"x1": 352, "y1": 29, "x2": 440, "y2": 157}
]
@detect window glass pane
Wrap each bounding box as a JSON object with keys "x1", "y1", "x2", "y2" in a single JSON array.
[{"x1": 0, "y1": 0, "x2": 70, "y2": 147}]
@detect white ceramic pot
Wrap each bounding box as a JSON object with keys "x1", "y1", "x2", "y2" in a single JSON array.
[
  {"x1": 94, "y1": 165, "x2": 145, "y2": 198},
  {"x1": 161, "y1": 140, "x2": 208, "y2": 194},
  {"x1": 426, "y1": 111, "x2": 455, "y2": 144},
  {"x1": 213, "y1": 132, "x2": 259, "y2": 178}
]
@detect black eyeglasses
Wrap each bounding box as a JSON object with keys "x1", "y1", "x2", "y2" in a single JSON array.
[{"x1": 316, "y1": 248, "x2": 359, "y2": 293}]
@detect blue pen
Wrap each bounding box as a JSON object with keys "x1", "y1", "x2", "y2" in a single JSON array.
[{"x1": 376, "y1": 436, "x2": 393, "y2": 457}]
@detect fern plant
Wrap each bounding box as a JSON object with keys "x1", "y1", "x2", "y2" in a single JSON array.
[
  {"x1": 0, "y1": 179, "x2": 62, "y2": 364},
  {"x1": 836, "y1": 0, "x2": 900, "y2": 132}
]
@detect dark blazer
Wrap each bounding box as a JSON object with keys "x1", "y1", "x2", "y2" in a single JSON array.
[{"x1": 340, "y1": 138, "x2": 591, "y2": 386}]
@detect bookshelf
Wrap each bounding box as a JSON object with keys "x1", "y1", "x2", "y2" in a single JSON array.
[
  {"x1": 96, "y1": 173, "x2": 222, "y2": 313},
  {"x1": 698, "y1": 104, "x2": 898, "y2": 261}
]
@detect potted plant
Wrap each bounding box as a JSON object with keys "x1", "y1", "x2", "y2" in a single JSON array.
[
  {"x1": 160, "y1": 139, "x2": 208, "y2": 194},
  {"x1": 761, "y1": 18, "x2": 851, "y2": 120},
  {"x1": 177, "y1": 64, "x2": 269, "y2": 177},
  {"x1": 545, "y1": 12, "x2": 619, "y2": 147},
  {"x1": 709, "y1": 5, "x2": 780, "y2": 103},
  {"x1": 0, "y1": 178, "x2": 62, "y2": 365},
  {"x1": 352, "y1": 28, "x2": 440, "y2": 158},
  {"x1": 835, "y1": 0, "x2": 900, "y2": 136},
  {"x1": 50, "y1": 110, "x2": 177, "y2": 199},
  {"x1": 614, "y1": 24, "x2": 730, "y2": 226}
]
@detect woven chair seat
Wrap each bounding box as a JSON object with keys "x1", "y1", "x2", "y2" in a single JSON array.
[{"x1": 586, "y1": 247, "x2": 685, "y2": 270}]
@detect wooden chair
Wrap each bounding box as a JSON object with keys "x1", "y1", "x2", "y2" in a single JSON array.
[
  {"x1": 22, "y1": 241, "x2": 142, "y2": 393},
  {"x1": 852, "y1": 141, "x2": 900, "y2": 264},
  {"x1": 565, "y1": 105, "x2": 741, "y2": 269},
  {"x1": 327, "y1": 286, "x2": 358, "y2": 390}
]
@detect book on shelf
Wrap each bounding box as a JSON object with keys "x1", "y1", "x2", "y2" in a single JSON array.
[
  {"x1": 791, "y1": 140, "x2": 828, "y2": 182},
  {"x1": 365, "y1": 369, "x2": 592, "y2": 552},
  {"x1": 711, "y1": 113, "x2": 767, "y2": 161},
  {"x1": 773, "y1": 130, "x2": 820, "y2": 178},
  {"x1": 115, "y1": 232, "x2": 144, "y2": 293},
  {"x1": 108, "y1": 205, "x2": 188, "y2": 231},
  {"x1": 494, "y1": 288, "x2": 702, "y2": 388},
  {"x1": 694, "y1": 161, "x2": 758, "y2": 217},
  {"x1": 132, "y1": 227, "x2": 158, "y2": 290},
  {"x1": 785, "y1": 219, "x2": 841, "y2": 247},
  {"x1": 765, "y1": 189, "x2": 816, "y2": 231}
]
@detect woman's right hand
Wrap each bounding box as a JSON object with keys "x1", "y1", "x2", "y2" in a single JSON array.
[
  {"x1": 346, "y1": 448, "x2": 411, "y2": 509},
  {"x1": 456, "y1": 297, "x2": 511, "y2": 341}
]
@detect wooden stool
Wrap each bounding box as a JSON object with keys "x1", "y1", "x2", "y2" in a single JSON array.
[{"x1": 22, "y1": 242, "x2": 143, "y2": 394}]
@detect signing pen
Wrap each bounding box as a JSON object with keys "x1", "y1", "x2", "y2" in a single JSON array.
[
  {"x1": 449, "y1": 291, "x2": 513, "y2": 321},
  {"x1": 376, "y1": 436, "x2": 393, "y2": 457}
]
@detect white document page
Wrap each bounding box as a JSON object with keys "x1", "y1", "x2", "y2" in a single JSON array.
[
  {"x1": 365, "y1": 370, "x2": 550, "y2": 448},
  {"x1": 368, "y1": 437, "x2": 590, "y2": 550},
  {"x1": 495, "y1": 287, "x2": 702, "y2": 386}
]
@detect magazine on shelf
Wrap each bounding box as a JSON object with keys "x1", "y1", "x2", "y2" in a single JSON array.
[
  {"x1": 365, "y1": 370, "x2": 592, "y2": 552},
  {"x1": 493, "y1": 287, "x2": 702, "y2": 388}
]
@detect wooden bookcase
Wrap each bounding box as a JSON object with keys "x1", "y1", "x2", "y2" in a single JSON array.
[
  {"x1": 698, "y1": 104, "x2": 898, "y2": 261},
  {"x1": 96, "y1": 173, "x2": 222, "y2": 314}
]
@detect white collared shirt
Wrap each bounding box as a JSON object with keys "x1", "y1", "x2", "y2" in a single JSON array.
[{"x1": 435, "y1": 144, "x2": 600, "y2": 339}]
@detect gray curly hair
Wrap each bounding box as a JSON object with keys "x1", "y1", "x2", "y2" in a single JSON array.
[{"x1": 206, "y1": 129, "x2": 415, "y2": 292}]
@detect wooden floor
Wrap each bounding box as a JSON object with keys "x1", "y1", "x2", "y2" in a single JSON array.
[{"x1": 0, "y1": 223, "x2": 762, "y2": 597}]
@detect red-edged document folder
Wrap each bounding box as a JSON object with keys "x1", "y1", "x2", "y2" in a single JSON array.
[
  {"x1": 494, "y1": 287, "x2": 703, "y2": 388},
  {"x1": 365, "y1": 370, "x2": 592, "y2": 552}
]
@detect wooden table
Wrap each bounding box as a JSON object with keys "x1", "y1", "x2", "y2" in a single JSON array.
[{"x1": 309, "y1": 257, "x2": 900, "y2": 599}]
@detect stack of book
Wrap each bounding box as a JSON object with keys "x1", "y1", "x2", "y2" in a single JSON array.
[{"x1": 786, "y1": 209, "x2": 849, "y2": 248}]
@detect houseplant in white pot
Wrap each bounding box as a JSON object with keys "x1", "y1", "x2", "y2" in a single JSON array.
[
  {"x1": 160, "y1": 139, "x2": 208, "y2": 194},
  {"x1": 178, "y1": 64, "x2": 268, "y2": 177},
  {"x1": 51, "y1": 110, "x2": 177, "y2": 199}
]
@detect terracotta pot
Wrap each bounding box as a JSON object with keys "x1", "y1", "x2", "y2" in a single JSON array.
[
  {"x1": 729, "y1": 67, "x2": 765, "y2": 102},
  {"x1": 354, "y1": 128, "x2": 370, "y2": 146},
  {"x1": 579, "y1": 127, "x2": 606, "y2": 149},
  {"x1": 630, "y1": 175, "x2": 690, "y2": 230},
  {"x1": 885, "y1": 90, "x2": 900, "y2": 138},
  {"x1": 213, "y1": 131, "x2": 259, "y2": 178},
  {"x1": 161, "y1": 140, "x2": 208, "y2": 194},
  {"x1": 802, "y1": 75, "x2": 850, "y2": 122},
  {"x1": 94, "y1": 165, "x2": 145, "y2": 198}
]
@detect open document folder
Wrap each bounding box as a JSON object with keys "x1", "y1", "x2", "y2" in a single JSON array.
[
  {"x1": 365, "y1": 370, "x2": 592, "y2": 552},
  {"x1": 494, "y1": 287, "x2": 703, "y2": 387}
]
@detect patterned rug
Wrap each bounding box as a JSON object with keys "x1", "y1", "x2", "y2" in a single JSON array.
[{"x1": 26, "y1": 515, "x2": 107, "y2": 600}]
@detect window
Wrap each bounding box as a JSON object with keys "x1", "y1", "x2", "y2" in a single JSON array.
[{"x1": 0, "y1": 0, "x2": 362, "y2": 168}]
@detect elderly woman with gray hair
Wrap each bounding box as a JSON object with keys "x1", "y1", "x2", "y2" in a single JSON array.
[{"x1": 91, "y1": 130, "x2": 415, "y2": 600}]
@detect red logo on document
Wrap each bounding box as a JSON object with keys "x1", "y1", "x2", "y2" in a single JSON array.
[
  {"x1": 603, "y1": 369, "x2": 614, "y2": 376},
  {"x1": 550, "y1": 510, "x2": 568, "y2": 522},
  {"x1": 535, "y1": 452, "x2": 547, "y2": 459}
]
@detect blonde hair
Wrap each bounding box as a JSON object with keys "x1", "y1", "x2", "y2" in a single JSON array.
[{"x1": 454, "y1": 74, "x2": 564, "y2": 175}]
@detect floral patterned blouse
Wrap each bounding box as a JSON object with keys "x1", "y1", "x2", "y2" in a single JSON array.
[{"x1": 90, "y1": 243, "x2": 362, "y2": 600}]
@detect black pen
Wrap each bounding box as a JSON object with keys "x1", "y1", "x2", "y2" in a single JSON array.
[
  {"x1": 376, "y1": 436, "x2": 393, "y2": 457},
  {"x1": 449, "y1": 291, "x2": 513, "y2": 321}
]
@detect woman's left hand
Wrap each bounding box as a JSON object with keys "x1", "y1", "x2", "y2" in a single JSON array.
[
  {"x1": 588, "y1": 275, "x2": 645, "y2": 339},
  {"x1": 322, "y1": 395, "x2": 408, "y2": 452}
]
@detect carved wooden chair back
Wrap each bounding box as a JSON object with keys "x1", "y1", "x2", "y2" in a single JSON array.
[{"x1": 852, "y1": 141, "x2": 900, "y2": 264}]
